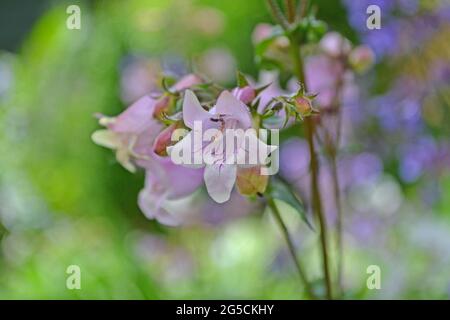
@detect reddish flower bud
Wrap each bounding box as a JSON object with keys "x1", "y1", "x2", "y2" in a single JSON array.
[
  {"x1": 294, "y1": 96, "x2": 313, "y2": 115},
  {"x1": 153, "y1": 122, "x2": 180, "y2": 156}
]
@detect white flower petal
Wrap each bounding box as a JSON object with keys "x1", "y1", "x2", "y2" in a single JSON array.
[
  {"x1": 204, "y1": 164, "x2": 237, "y2": 203},
  {"x1": 183, "y1": 90, "x2": 210, "y2": 129},
  {"x1": 235, "y1": 131, "x2": 277, "y2": 166},
  {"x1": 91, "y1": 129, "x2": 120, "y2": 149},
  {"x1": 116, "y1": 147, "x2": 136, "y2": 173},
  {"x1": 138, "y1": 188, "x2": 181, "y2": 226},
  {"x1": 215, "y1": 90, "x2": 252, "y2": 128}
]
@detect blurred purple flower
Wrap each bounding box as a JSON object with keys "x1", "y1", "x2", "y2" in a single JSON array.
[
  {"x1": 340, "y1": 153, "x2": 383, "y2": 188},
  {"x1": 279, "y1": 138, "x2": 310, "y2": 182},
  {"x1": 201, "y1": 191, "x2": 259, "y2": 225}
]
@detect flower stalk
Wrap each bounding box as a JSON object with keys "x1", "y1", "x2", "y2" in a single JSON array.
[
  {"x1": 266, "y1": 196, "x2": 317, "y2": 299},
  {"x1": 266, "y1": 0, "x2": 334, "y2": 300}
]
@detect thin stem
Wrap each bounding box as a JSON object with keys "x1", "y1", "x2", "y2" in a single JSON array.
[
  {"x1": 289, "y1": 35, "x2": 333, "y2": 300},
  {"x1": 297, "y1": 0, "x2": 308, "y2": 20},
  {"x1": 323, "y1": 57, "x2": 345, "y2": 297},
  {"x1": 267, "y1": 197, "x2": 317, "y2": 299},
  {"x1": 330, "y1": 154, "x2": 343, "y2": 297},
  {"x1": 285, "y1": 0, "x2": 296, "y2": 23},
  {"x1": 332, "y1": 73, "x2": 345, "y2": 297},
  {"x1": 305, "y1": 119, "x2": 333, "y2": 300},
  {"x1": 266, "y1": 0, "x2": 290, "y2": 30},
  {"x1": 266, "y1": 0, "x2": 334, "y2": 299}
]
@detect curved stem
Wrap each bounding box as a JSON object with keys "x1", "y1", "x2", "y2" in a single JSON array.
[{"x1": 267, "y1": 197, "x2": 317, "y2": 299}]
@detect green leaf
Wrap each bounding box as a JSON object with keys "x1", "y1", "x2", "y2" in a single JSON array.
[
  {"x1": 161, "y1": 75, "x2": 177, "y2": 92},
  {"x1": 290, "y1": 16, "x2": 327, "y2": 45},
  {"x1": 255, "y1": 82, "x2": 271, "y2": 96},
  {"x1": 268, "y1": 178, "x2": 314, "y2": 231},
  {"x1": 236, "y1": 70, "x2": 250, "y2": 88},
  {"x1": 256, "y1": 56, "x2": 284, "y2": 71}
]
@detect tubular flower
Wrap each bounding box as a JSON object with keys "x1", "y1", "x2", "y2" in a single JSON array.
[
  {"x1": 170, "y1": 90, "x2": 277, "y2": 203},
  {"x1": 91, "y1": 95, "x2": 163, "y2": 173},
  {"x1": 92, "y1": 76, "x2": 204, "y2": 225}
]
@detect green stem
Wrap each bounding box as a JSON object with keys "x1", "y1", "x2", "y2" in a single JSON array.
[
  {"x1": 266, "y1": 0, "x2": 290, "y2": 30},
  {"x1": 266, "y1": 0, "x2": 333, "y2": 300},
  {"x1": 330, "y1": 153, "x2": 343, "y2": 297},
  {"x1": 267, "y1": 197, "x2": 316, "y2": 299},
  {"x1": 285, "y1": 0, "x2": 296, "y2": 23},
  {"x1": 289, "y1": 35, "x2": 333, "y2": 300},
  {"x1": 331, "y1": 72, "x2": 345, "y2": 297},
  {"x1": 305, "y1": 119, "x2": 333, "y2": 300}
]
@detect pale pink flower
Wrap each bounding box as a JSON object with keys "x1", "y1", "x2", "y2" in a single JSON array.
[
  {"x1": 171, "y1": 90, "x2": 276, "y2": 203},
  {"x1": 92, "y1": 88, "x2": 203, "y2": 225},
  {"x1": 319, "y1": 32, "x2": 351, "y2": 57}
]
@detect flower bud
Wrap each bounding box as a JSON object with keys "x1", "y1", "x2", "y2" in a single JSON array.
[
  {"x1": 153, "y1": 122, "x2": 180, "y2": 156},
  {"x1": 349, "y1": 45, "x2": 375, "y2": 74},
  {"x1": 232, "y1": 85, "x2": 256, "y2": 104},
  {"x1": 294, "y1": 95, "x2": 313, "y2": 115},
  {"x1": 320, "y1": 32, "x2": 351, "y2": 57},
  {"x1": 236, "y1": 166, "x2": 268, "y2": 196},
  {"x1": 171, "y1": 74, "x2": 202, "y2": 91}
]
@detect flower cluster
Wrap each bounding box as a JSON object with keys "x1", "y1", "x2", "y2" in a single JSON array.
[{"x1": 92, "y1": 71, "x2": 308, "y2": 225}]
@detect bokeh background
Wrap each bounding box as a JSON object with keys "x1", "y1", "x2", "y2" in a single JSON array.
[{"x1": 0, "y1": 0, "x2": 450, "y2": 299}]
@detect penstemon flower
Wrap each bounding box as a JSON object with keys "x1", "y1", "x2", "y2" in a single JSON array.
[
  {"x1": 88, "y1": 0, "x2": 386, "y2": 299},
  {"x1": 138, "y1": 154, "x2": 203, "y2": 226},
  {"x1": 170, "y1": 90, "x2": 277, "y2": 203},
  {"x1": 92, "y1": 76, "x2": 204, "y2": 225},
  {"x1": 91, "y1": 95, "x2": 163, "y2": 173}
]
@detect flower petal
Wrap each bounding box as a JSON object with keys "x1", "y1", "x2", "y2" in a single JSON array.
[
  {"x1": 116, "y1": 147, "x2": 136, "y2": 173},
  {"x1": 91, "y1": 129, "x2": 120, "y2": 149},
  {"x1": 215, "y1": 90, "x2": 252, "y2": 128},
  {"x1": 154, "y1": 156, "x2": 204, "y2": 199},
  {"x1": 111, "y1": 95, "x2": 156, "y2": 133},
  {"x1": 182, "y1": 90, "x2": 210, "y2": 129},
  {"x1": 235, "y1": 131, "x2": 278, "y2": 166},
  {"x1": 138, "y1": 188, "x2": 181, "y2": 226},
  {"x1": 172, "y1": 74, "x2": 202, "y2": 91},
  {"x1": 204, "y1": 164, "x2": 237, "y2": 203},
  {"x1": 168, "y1": 131, "x2": 205, "y2": 168}
]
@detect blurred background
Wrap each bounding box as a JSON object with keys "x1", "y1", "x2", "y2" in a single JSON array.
[{"x1": 0, "y1": 0, "x2": 450, "y2": 299}]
